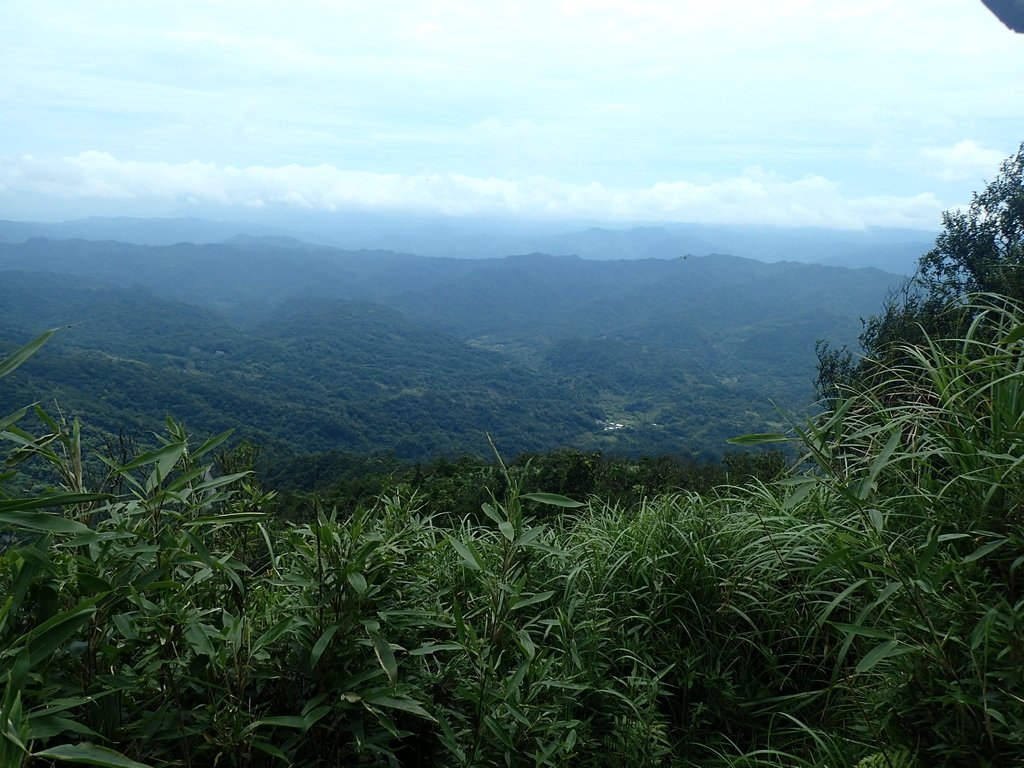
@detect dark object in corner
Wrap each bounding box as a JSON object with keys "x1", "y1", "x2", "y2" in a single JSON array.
[{"x1": 981, "y1": 0, "x2": 1024, "y2": 31}]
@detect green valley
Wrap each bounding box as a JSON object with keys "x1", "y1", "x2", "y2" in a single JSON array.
[{"x1": 0, "y1": 238, "x2": 901, "y2": 463}]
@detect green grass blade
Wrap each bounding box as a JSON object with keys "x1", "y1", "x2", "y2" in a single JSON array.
[{"x1": 0, "y1": 329, "x2": 57, "y2": 379}]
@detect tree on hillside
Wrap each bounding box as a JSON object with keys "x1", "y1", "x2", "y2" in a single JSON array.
[
  {"x1": 817, "y1": 141, "x2": 1024, "y2": 399},
  {"x1": 919, "y1": 142, "x2": 1024, "y2": 303}
]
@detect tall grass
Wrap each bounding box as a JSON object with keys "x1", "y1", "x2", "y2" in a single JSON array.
[
  {"x1": 1, "y1": 293, "x2": 1021, "y2": 766},
  {"x1": 790, "y1": 294, "x2": 1024, "y2": 766}
]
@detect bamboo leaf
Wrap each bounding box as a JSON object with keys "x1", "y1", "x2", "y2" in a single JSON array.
[
  {"x1": 506, "y1": 659, "x2": 530, "y2": 694},
  {"x1": 510, "y1": 590, "x2": 556, "y2": 611},
  {"x1": 192, "y1": 429, "x2": 234, "y2": 460},
  {"x1": 830, "y1": 623, "x2": 896, "y2": 640},
  {"x1": 183, "y1": 622, "x2": 217, "y2": 659},
  {"x1": 0, "y1": 492, "x2": 108, "y2": 513},
  {"x1": 408, "y1": 642, "x2": 462, "y2": 656},
  {"x1": 814, "y1": 579, "x2": 866, "y2": 627},
  {"x1": 153, "y1": 446, "x2": 186, "y2": 488},
  {"x1": 26, "y1": 605, "x2": 97, "y2": 665},
  {"x1": 447, "y1": 535, "x2": 483, "y2": 571},
  {"x1": 111, "y1": 614, "x2": 138, "y2": 641},
  {"x1": 520, "y1": 492, "x2": 585, "y2": 508},
  {"x1": 192, "y1": 471, "x2": 249, "y2": 494},
  {"x1": 480, "y1": 503, "x2": 504, "y2": 525},
  {"x1": 310, "y1": 625, "x2": 339, "y2": 670},
  {"x1": 860, "y1": 428, "x2": 902, "y2": 500},
  {"x1": 368, "y1": 629, "x2": 398, "y2": 686},
  {"x1": 300, "y1": 705, "x2": 331, "y2": 731},
  {"x1": 32, "y1": 743, "x2": 152, "y2": 768},
  {"x1": 364, "y1": 695, "x2": 435, "y2": 720},
  {"x1": 999, "y1": 323, "x2": 1024, "y2": 345},
  {"x1": 986, "y1": 708, "x2": 1007, "y2": 726},
  {"x1": 25, "y1": 714, "x2": 98, "y2": 741},
  {"x1": 116, "y1": 442, "x2": 186, "y2": 478},
  {"x1": 346, "y1": 571, "x2": 368, "y2": 594},
  {"x1": 250, "y1": 740, "x2": 289, "y2": 760},
  {"x1": 0, "y1": 406, "x2": 30, "y2": 434},
  {"x1": 252, "y1": 715, "x2": 306, "y2": 730},
  {"x1": 0, "y1": 511, "x2": 91, "y2": 535},
  {"x1": 0, "y1": 329, "x2": 57, "y2": 379},
  {"x1": 963, "y1": 538, "x2": 1007, "y2": 563},
  {"x1": 452, "y1": 600, "x2": 467, "y2": 644},
  {"x1": 867, "y1": 508, "x2": 885, "y2": 535},
  {"x1": 727, "y1": 432, "x2": 789, "y2": 446},
  {"x1": 8, "y1": 649, "x2": 30, "y2": 700},
  {"x1": 33, "y1": 405, "x2": 60, "y2": 433},
  {"x1": 253, "y1": 616, "x2": 296, "y2": 653},
  {"x1": 868, "y1": 581, "x2": 904, "y2": 612},
  {"x1": 970, "y1": 608, "x2": 999, "y2": 650},
  {"x1": 514, "y1": 629, "x2": 536, "y2": 661},
  {"x1": 438, "y1": 717, "x2": 466, "y2": 762},
  {"x1": 188, "y1": 512, "x2": 267, "y2": 526},
  {"x1": 781, "y1": 479, "x2": 816, "y2": 511},
  {"x1": 514, "y1": 527, "x2": 544, "y2": 547},
  {"x1": 855, "y1": 639, "x2": 914, "y2": 673}
]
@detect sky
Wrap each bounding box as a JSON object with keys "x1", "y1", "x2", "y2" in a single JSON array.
[{"x1": 1, "y1": 0, "x2": 1022, "y2": 229}]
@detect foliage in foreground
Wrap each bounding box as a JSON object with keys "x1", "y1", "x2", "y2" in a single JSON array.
[{"x1": 1, "y1": 294, "x2": 1022, "y2": 767}]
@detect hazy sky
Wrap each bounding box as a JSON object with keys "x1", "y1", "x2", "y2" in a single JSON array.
[{"x1": 2, "y1": 0, "x2": 1022, "y2": 228}]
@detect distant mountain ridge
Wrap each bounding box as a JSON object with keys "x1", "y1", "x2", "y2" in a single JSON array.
[{"x1": 0, "y1": 215, "x2": 933, "y2": 273}]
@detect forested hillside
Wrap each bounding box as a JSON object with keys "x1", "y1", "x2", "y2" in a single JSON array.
[
  {"x1": 0, "y1": 273, "x2": 597, "y2": 460},
  {"x1": 0, "y1": 238, "x2": 901, "y2": 461}
]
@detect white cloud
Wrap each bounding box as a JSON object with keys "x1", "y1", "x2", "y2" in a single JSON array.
[
  {"x1": 922, "y1": 141, "x2": 1009, "y2": 182},
  {"x1": 3, "y1": 0, "x2": 1021, "y2": 204},
  {"x1": 0, "y1": 151, "x2": 946, "y2": 229}
]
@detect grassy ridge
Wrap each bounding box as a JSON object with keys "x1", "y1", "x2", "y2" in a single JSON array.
[{"x1": 1, "y1": 295, "x2": 1022, "y2": 766}]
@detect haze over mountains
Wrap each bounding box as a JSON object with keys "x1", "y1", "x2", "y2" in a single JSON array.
[
  {"x1": 0, "y1": 216, "x2": 911, "y2": 461},
  {"x1": 0, "y1": 214, "x2": 934, "y2": 273}
]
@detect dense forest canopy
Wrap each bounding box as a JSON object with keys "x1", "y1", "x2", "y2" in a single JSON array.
[{"x1": 0, "y1": 239, "x2": 903, "y2": 464}]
